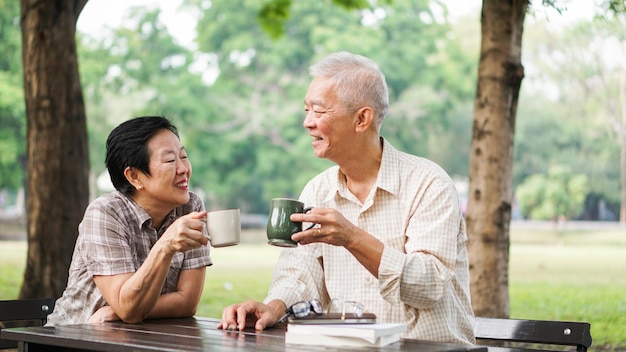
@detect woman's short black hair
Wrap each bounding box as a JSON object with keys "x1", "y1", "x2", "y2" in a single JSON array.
[{"x1": 105, "y1": 116, "x2": 179, "y2": 196}]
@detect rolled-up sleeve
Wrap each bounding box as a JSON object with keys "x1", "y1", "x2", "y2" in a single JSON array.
[{"x1": 378, "y1": 177, "x2": 460, "y2": 308}]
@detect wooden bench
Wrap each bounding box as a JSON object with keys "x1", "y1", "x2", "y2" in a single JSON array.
[
  {"x1": 0, "y1": 298, "x2": 56, "y2": 349},
  {"x1": 475, "y1": 317, "x2": 592, "y2": 352}
]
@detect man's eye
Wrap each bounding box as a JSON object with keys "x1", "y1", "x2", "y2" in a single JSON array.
[{"x1": 304, "y1": 108, "x2": 325, "y2": 117}]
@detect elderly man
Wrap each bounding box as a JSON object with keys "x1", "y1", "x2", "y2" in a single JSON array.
[{"x1": 218, "y1": 51, "x2": 475, "y2": 345}]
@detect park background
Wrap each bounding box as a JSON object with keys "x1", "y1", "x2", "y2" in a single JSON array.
[{"x1": 1, "y1": 0, "x2": 625, "y2": 351}]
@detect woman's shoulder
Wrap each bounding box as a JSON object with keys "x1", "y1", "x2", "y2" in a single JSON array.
[
  {"x1": 87, "y1": 191, "x2": 132, "y2": 211},
  {"x1": 187, "y1": 191, "x2": 204, "y2": 209}
]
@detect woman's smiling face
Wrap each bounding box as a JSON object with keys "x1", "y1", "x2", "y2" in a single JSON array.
[{"x1": 133, "y1": 128, "x2": 192, "y2": 211}]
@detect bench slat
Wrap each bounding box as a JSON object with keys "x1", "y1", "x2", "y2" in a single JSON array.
[
  {"x1": 0, "y1": 298, "x2": 56, "y2": 349},
  {"x1": 475, "y1": 317, "x2": 592, "y2": 352}
]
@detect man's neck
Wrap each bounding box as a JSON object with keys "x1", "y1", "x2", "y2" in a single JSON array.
[{"x1": 338, "y1": 137, "x2": 383, "y2": 203}]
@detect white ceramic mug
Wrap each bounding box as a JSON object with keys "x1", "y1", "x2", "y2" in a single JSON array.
[{"x1": 205, "y1": 209, "x2": 241, "y2": 248}]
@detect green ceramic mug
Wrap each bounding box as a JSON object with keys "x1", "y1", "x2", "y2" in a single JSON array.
[{"x1": 266, "y1": 198, "x2": 314, "y2": 247}]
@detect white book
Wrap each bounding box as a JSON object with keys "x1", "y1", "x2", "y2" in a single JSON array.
[
  {"x1": 285, "y1": 331, "x2": 402, "y2": 347},
  {"x1": 286, "y1": 322, "x2": 407, "y2": 346}
]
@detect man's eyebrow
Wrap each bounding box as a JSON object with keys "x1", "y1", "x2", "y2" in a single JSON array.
[{"x1": 305, "y1": 98, "x2": 322, "y2": 106}]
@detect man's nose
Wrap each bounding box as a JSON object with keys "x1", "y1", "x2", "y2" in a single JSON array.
[{"x1": 303, "y1": 110, "x2": 316, "y2": 127}]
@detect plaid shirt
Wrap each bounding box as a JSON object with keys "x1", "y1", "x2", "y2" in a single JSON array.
[
  {"x1": 265, "y1": 139, "x2": 475, "y2": 344},
  {"x1": 46, "y1": 191, "x2": 211, "y2": 326}
]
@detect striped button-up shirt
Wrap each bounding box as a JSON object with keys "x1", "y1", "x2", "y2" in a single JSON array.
[{"x1": 265, "y1": 138, "x2": 475, "y2": 344}]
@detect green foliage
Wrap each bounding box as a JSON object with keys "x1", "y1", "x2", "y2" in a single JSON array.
[
  {"x1": 76, "y1": 0, "x2": 477, "y2": 214},
  {"x1": 330, "y1": 0, "x2": 372, "y2": 9},
  {"x1": 602, "y1": 0, "x2": 626, "y2": 14},
  {"x1": 258, "y1": 0, "x2": 292, "y2": 39},
  {"x1": 256, "y1": 0, "x2": 393, "y2": 39},
  {"x1": 516, "y1": 165, "x2": 588, "y2": 220},
  {"x1": 515, "y1": 15, "x2": 625, "y2": 216},
  {"x1": 0, "y1": 0, "x2": 619, "y2": 213},
  {"x1": 0, "y1": 0, "x2": 25, "y2": 190},
  {"x1": 72, "y1": 0, "x2": 621, "y2": 218},
  {"x1": 0, "y1": 0, "x2": 21, "y2": 72}
]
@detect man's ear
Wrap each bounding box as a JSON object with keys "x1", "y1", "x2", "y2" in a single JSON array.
[
  {"x1": 355, "y1": 106, "x2": 374, "y2": 133},
  {"x1": 124, "y1": 166, "x2": 144, "y2": 191}
]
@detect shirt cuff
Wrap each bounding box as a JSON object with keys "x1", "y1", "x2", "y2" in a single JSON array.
[{"x1": 377, "y1": 244, "x2": 405, "y2": 300}]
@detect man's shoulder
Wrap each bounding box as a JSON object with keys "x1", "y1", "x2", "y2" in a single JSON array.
[{"x1": 385, "y1": 143, "x2": 450, "y2": 179}]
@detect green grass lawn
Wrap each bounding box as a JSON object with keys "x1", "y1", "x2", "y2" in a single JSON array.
[
  {"x1": 508, "y1": 228, "x2": 626, "y2": 351},
  {"x1": 1, "y1": 225, "x2": 624, "y2": 351}
]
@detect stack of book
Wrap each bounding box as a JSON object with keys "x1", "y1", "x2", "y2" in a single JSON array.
[{"x1": 285, "y1": 322, "x2": 408, "y2": 347}]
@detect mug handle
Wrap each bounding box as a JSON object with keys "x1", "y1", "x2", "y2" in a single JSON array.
[{"x1": 303, "y1": 207, "x2": 316, "y2": 230}]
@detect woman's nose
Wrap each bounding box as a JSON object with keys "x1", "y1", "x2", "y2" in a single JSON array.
[{"x1": 177, "y1": 159, "x2": 190, "y2": 173}]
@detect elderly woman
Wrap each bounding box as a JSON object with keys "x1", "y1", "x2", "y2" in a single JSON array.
[{"x1": 46, "y1": 116, "x2": 211, "y2": 325}]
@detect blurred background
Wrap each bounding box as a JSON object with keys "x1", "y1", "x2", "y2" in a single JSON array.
[
  {"x1": 1, "y1": 1, "x2": 625, "y2": 350},
  {"x1": 1, "y1": 0, "x2": 624, "y2": 224}
]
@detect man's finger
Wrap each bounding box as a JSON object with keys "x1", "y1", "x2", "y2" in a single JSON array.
[
  {"x1": 236, "y1": 305, "x2": 250, "y2": 331},
  {"x1": 255, "y1": 319, "x2": 267, "y2": 331}
]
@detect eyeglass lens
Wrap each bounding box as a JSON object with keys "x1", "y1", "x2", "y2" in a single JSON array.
[
  {"x1": 279, "y1": 299, "x2": 324, "y2": 322},
  {"x1": 327, "y1": 299, "x2": 364, "y2": 318},
  {"x1": 289, "y1": 299, "x2": 323, "y2": 317}
]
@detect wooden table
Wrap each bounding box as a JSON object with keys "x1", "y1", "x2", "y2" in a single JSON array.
[{"x1": 1, "y1": 317, "x2": 486, "y2": 352}]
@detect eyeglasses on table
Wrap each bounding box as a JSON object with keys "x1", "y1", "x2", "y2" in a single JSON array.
[{"x1": 278, "y1": 298, "x2": 364, "y2": 323}]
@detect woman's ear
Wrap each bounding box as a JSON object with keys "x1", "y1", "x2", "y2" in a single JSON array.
[
  {"x1": 355, "y1": 106, "x2": 374, "y2": 133},
  {"x1": 124, "y1": 166, "x2": 144, "y2": 191}
]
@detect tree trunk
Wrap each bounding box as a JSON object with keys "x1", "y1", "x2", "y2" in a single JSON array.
[
  {"x1": 19, "y1": 0, "x2": 89, "y2": 298},
  {"x1": 466, "y1": 0, "x2": 527, "y2": 318}
]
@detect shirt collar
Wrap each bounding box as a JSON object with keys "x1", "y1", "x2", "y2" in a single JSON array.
[
  {"x1": 116, "y1": 191, "x2": 176, "y2": 232},
  {"x1": 324, "y1": 137, "x2": 401, "y2": 203}
]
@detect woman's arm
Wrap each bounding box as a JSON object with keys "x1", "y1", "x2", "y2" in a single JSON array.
[
  {"x1": 93, "y1": 211, "x2": 208, "y2": 323},
  {"x1": 144, "y1": 266, "x2": 206, "y2": 319}
]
